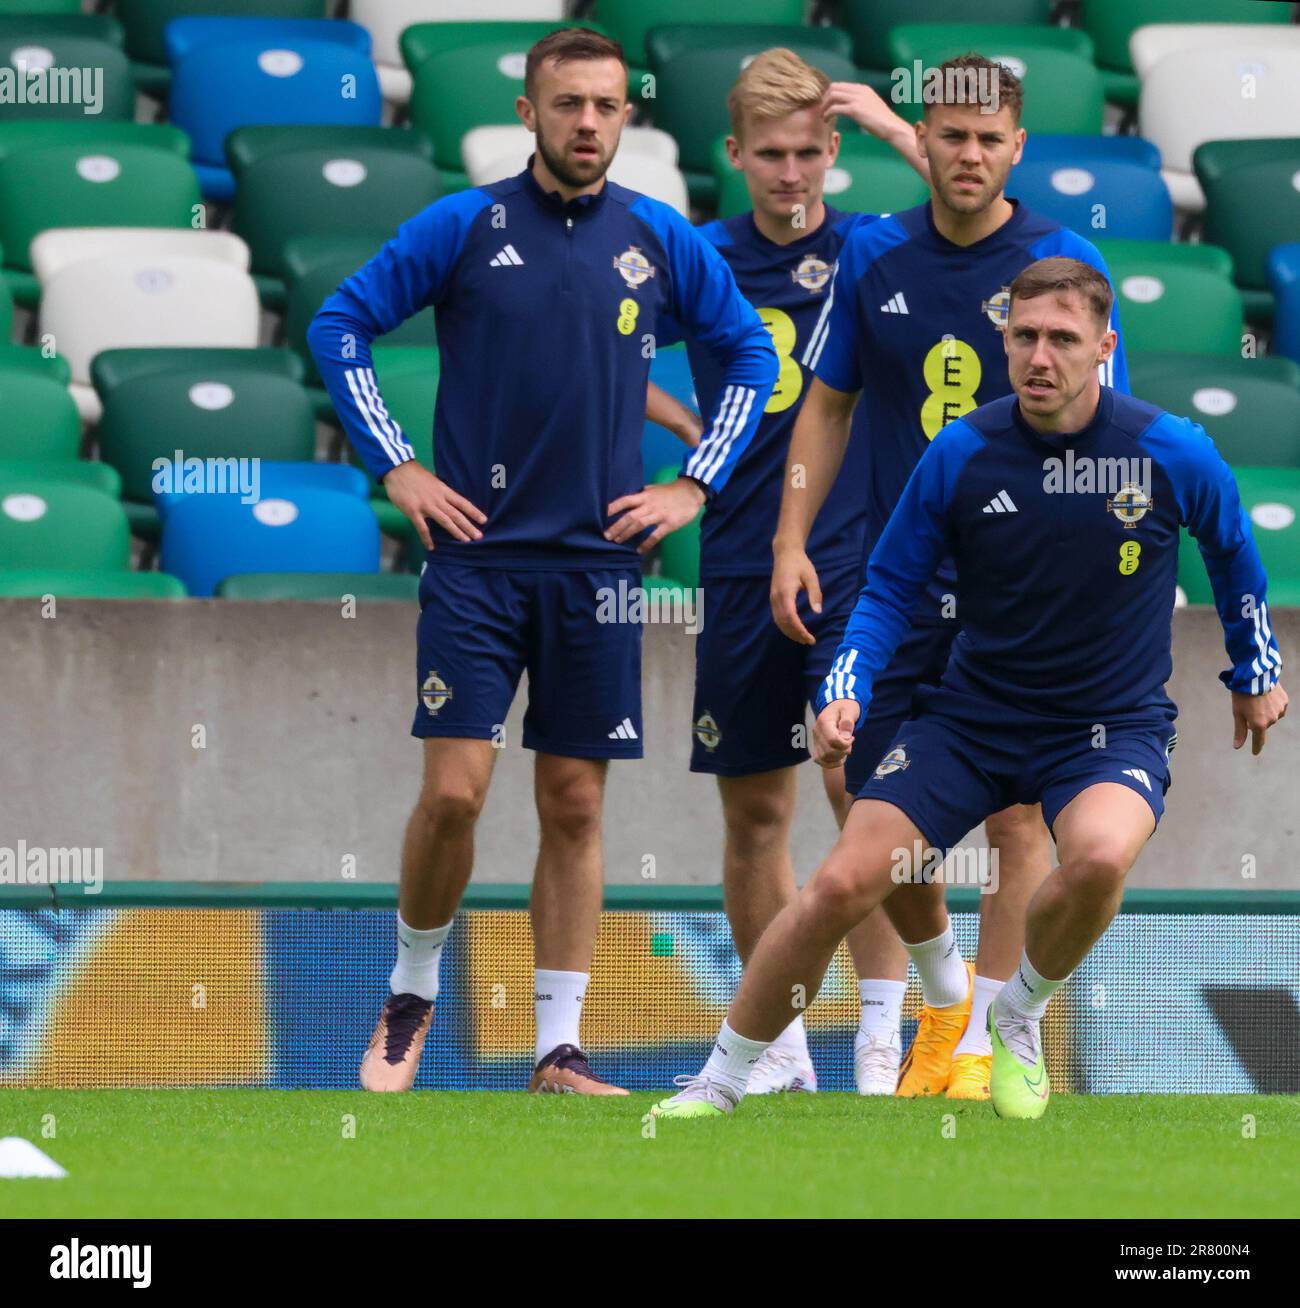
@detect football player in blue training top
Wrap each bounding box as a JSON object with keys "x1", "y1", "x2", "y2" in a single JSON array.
[
  {"x1": 770, "y1": 55, "x2": 1130, "y2": 1101},
  {"x1": 646, "y1": 47, "x2": 932, "y2": 1095},
  {"x1": 652, "y1": 255, "x2": 1285, "y2": 1121},
  {"x1": 309, "y1": 28, "x2": 776, "y2": 1094}
]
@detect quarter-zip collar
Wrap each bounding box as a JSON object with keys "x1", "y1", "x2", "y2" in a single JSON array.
[{"x1": 521, "y1": 156, "x2": 609, "y2": 220}]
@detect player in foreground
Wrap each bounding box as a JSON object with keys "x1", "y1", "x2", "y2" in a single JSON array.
[
  {"x1": 771, "y1": 55, "x2": 1129, "y2": 1100},
  {"x1": 648, "y1": 49, "x2": 931, "y2": 1095},
  {"x1": 309, "y1": 29, "x2": 776, "y2": 1093},
  {"x1": 652, "y1": 257, "x2": 1286, "y2": 1121}
]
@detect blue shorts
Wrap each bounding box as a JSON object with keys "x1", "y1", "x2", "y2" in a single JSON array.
[
  {"x1": 690, "y1": 557, "x2": 859, "y2": 775},
  {"x1": 857, "y1": 685, "x2": 1178, "y2": 851},
  {"x1": 412, "y1": 563, "x2": 642, "y2": 758},
  {"x1": 843, "y1": 617, "x2": 958, "y2": 795}
]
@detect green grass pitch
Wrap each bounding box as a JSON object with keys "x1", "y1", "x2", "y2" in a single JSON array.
[{"x1": 2, "y1": 1091, "x2": 1297, "y2": 1219}]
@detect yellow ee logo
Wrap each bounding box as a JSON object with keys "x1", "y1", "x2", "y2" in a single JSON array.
[
  {"x1": 757, "y1": 306, "x2": 803, "y2": 413},
  {"x1": 1118, "y1": 541, "x2": 1141, "y2": 575},
  {"x1": 921, "y1": 337, "x2": 981, "y2": 440},
  {"x1": 616, "y1": 297, "x2": 639, "y2": 335}
]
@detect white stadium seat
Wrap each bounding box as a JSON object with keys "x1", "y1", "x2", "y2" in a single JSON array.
[
  {"x1": 1139, "y1": 45, "x2": 1300, "y2": 213},
  {"x1": 39, "y1": 255, "x2": 260, "y2": 421},
  {"x1": 30, "y1": 228, "x2": 250, "y2": 288},
  {"x1": 352, "y1": 0, "x2": 565, "y2": 104},
  {"x1": 1129, "y1": 23, "x2": 1300, "y2": 82}
]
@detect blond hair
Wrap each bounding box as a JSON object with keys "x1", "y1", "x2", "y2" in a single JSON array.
[{"x1": 727, "y1": 48, "x2": 831, "y2": 140}]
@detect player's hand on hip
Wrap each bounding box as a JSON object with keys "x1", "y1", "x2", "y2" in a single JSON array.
[
  {"x1": 383, "y1": 460, "x2": 486, "y2": 551},
  {"x1": 605, "y1": 477, "x2": 705, "y2": 553},
  {"x1": 812, "y1": 699, "x2": 860, "y2": 769},
  {"x1": 770, "y1": 544, "x2": 822, "y2": 645},
  {"x1": 1231, "y1": 684, "x2": 1288, "y2": 756}
]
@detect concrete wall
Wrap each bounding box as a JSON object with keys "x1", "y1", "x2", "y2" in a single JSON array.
[{"x1": 1, "y1": 598, "x2": 1295, "y2": 890}]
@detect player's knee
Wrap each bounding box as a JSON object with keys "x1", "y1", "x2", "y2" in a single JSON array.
[
  {"x1": 721, "y1": 783, "x2": 793, "y2": 844},
  {"x1": 536, "y1": 776, "x2": 604, "y2": 843},
  {"x1": 1067, "y1": 848, "x2": 1131, "y2": 901},
  {"x1": 415, "y1": 777, "x2": 488, "y2": 831},
  {"x1": 806, "y1": 859, "x2": 872, "y2": 931}
]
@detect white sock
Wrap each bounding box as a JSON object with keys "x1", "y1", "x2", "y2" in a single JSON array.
[
  {"x1": 769, "y1": 1013, "x2": 809, "y2": 1061},
  {"x1": 857, "y1": 979, "x2": 906, "y2": 1042},
  {"x1": 905, "y1": 923, "x2": 969, "y2": 1008},
  {"x1": 997, "y1": 951, "x2": 1065, "y2": 1024},
  {"x1": 534, "y1": 968, "x2": 587, "y2": 1064},
  {"x1": 703, "y1": 1020, "x2": 770, "y2": 1095},
  {"x1": 389, "y1": 915, "x2": 451, "y2": 1002},
  {"x1": 954, "y1": 975, "x2": 1003, "y2": 1056}
]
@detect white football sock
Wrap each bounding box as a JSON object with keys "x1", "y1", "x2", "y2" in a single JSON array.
[
  {"x1": 534, "y1": 968, "x2": 587, "y2": 1064},
  {"x1": 769, "y1": 1013, "x2": 810, "y2": 1060},
  {"x1": 904, "y1": 923, "x2": 969, "y2": 1008},
  {"x1": 954, "y1": 975, "x2": 1003, "y2": 1056},
  {"x1": 857, "y1": 979, "x2": 906, "y2": 1041},
  {"x1": 389, "y1": 915, "x2": 451, "y2": 1002},
  {"x1": 996, "y1": 951, "x2": 1064, "y2": 1024},
  {"x1": 703, "y1": 1020, "x2": 770, "y2": 1095}
]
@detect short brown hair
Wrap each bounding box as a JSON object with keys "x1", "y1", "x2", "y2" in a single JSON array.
[
  {"x1": 1009, "y1": 256, "x2": 1114, "y2": 327},
  {"x1": 727, "y1": 47, "x2": 831, "y2": 140},
  {"x1": 525, "y1": 28, "x2": 627, "y2": 101},
  {"x1": 921, "y1": 53, "x2": 1024, "y2": 125}
]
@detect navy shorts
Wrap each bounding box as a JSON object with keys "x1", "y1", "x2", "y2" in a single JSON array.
[
  {"x1": 412, "y1": 563, "x2": 642, "y2": 759},
  {"x1": 690, "y1": 557, "x2": 859, "y2": 775},
  {"x1": 857, "y1": 685, "x2": 1178, "y2": 851},
  {"x1": 843, "y1": 617, "x2": 958, "y2": 795}
]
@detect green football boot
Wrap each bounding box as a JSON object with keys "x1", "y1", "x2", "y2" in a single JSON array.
[{"x1": 988, "y1": 999, "x2": 1050, "y2": 1120}]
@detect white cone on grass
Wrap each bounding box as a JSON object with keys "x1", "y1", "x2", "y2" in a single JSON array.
[{"x1": 0, "y1": 1137, "x2": 67, "y2": 1178}]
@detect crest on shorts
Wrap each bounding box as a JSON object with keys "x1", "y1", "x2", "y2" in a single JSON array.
[
  {"x1": 791, "y1": 255, "x2": 831, "y2": 292},
  {"x1": 1106, "y1": 484, "x2": 1153, "y2": 528},
  {"x1": 421, "y1": 671, "x2": 453, "y2": 715},
  {"x1": 982, "y1": 287, "x2": 1011, "y2": 329},
  {"x1": 613, "y1": 245, "x2": 656, "y2": 289},
  {"x1": 873, "y1": 745, "x2": 910, "y2": 778},
  {"x1": 694, "y1": 711, "x2": 721, "y2": 752}
]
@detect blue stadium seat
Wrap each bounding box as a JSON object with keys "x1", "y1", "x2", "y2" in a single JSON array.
[
  {"x1": 154, "y1": 460, "x2": 370, "y2": 517},
  {"x1": 163, "y1": 16, "x2": 370, "y2": 65},
  {"x1": 168, "y1": 36, "x2": 381, "y2": 201},
  {"x1": 1018, "y1": 134, "x2": 1161, "y2": 171},
  {"x1": 1269, "y1": 243, "x2": 1300, "y2": 369},
  {"x1": 642, "y1": 344, "x2": 698, "y2": 482},
  {"x1": 161, "y1": 486, "x2": 381, "y2": 597},
  {"x1": 1007, "y1": 159, "x2": 1173, "y2": 241}
]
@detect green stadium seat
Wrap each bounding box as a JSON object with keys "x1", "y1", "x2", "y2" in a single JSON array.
[
  {"x1": 400, "y1": 19, "x2": 610, "y2": 77},
  {"x1": 0, "y1": 1, "x2": 85, "y2": 13},
  {"x1": 1093, "y1": 239, "x2": 1234, "y2": 283},
  {"x1": 0, "y1": 567, "x2": 186, "y2": 598},
  {"x1": 0, "y1": 343, "x2": 70, "y2": 383},
  {"x1": 1195, "y1": 139, "x2": 1300, "y2": 324},
  {"x1": 1080, "y1": 0, "x2": 1293, "y2": 109},
  {"x1": 117, "y1": 0, "x2": 327, "y2": 97},
  {"x1": 648, "y1": 23, "x2": 854, "y2": 71},
  {"x1": 715, "y1": 131, "x2": 928, "y2": 220},
  {"x1": 1129, "y1": 361, "x2": 1300, "y2": 468},
  {"x1": 1130, "y1": 352, "x2": 1300, "y2": 392},
  {"x1": 840, "y1": 0, "x2": 1052, "y2": 89},
  {"x1": 0, "y1": 13, "x2": 123, "y2": 47},
  {"x1": 0, "y1": 258, "x2": 10, "y2": 337},
  {"x1": 230, "y1": 145, "x2": 440, "y2": 308},
  {"x1": 284, "y1": 234, "x2": 437, "y2": 394},
  {"x1": 888, "y1": 23, "x2": 1093, "y2": 67},
  {"x1": 0, "y1": 142, "x2": 200, "y2": 307},
  {"x1": 890, "y1": 44, "x2": 1104, "y2": 134},
  {"x1": 226, "y1": 124, "x2": 434, "y2": 179},
  {"x1": 0, "y1": 368, "x2": 79, "y2": 461},
  {"x1": 653, "y1": 45, "x2": 860, "y2": 209},
  {"x1": 0, "y1": 458, "x2": 122, "y2": 497},
  {"x1": 98, "y1": 367, "x2": 316, "y2": 541},
  {"x1": 1179, "y1": 467, "x2": 1300, "y2": 606},
  {"x1": 652, "y1": 464, "x2": 700, "y2": 588},
  {"x1": 1106, "y1": 258, "x2": 1244, "y2": 356},
  {"x1": 0, "y1": 120, "x2": 190, "y2": 165},
  {"x1": 0, "y1": 474, "x2": 129, "y2": 571},
  {"x1": 217, "y1": 571, "x2": 420, "y2": 602},
  {"x1": 0, "y1": 35, "x2": 134, "y2": 121}
]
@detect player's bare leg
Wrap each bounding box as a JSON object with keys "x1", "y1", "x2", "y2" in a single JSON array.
[
  {"x1": 362, "y1": 738, "x2": 496, "y2": 1091},
  {"x1": 654, "y1": 800, "x2": 923, "y2": 1116},
  {"x1": 718, "y1": 769, "x2": 816, "y2": 1093},
  {"x1": 945, "y1": 803, "x2": 1052, "y2": 1098},
  {"x1": 989, "y1": 784, "x2": 1154, "y2": 1119},
  {"x1": 527, "y1": 753, "x2": 627, "y2": 1094}
]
